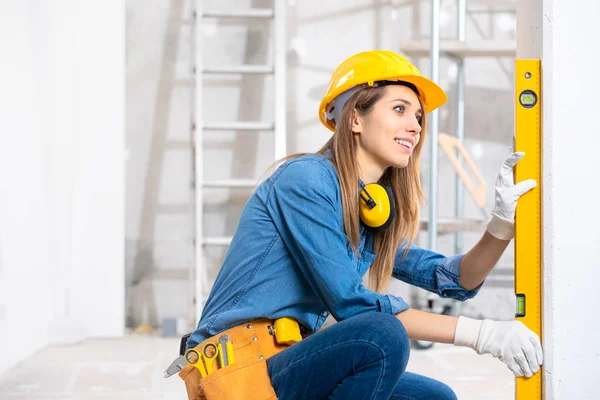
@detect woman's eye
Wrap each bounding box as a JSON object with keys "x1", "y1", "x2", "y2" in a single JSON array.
[{"x1": 393, "y1": 105, "x2": 405, "y2": 113}]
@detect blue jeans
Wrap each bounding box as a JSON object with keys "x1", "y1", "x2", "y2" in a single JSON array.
[{"x1": 266, "y1": 313, "x2": 457, "y2": 400}]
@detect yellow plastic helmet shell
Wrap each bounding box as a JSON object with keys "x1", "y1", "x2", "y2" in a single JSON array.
[
  {"x1": 319, "y1": 50, "x2": 448, "y2": 132},
  {"x1": 359, "y1": 183, "x2": 394, "y2": 231}
]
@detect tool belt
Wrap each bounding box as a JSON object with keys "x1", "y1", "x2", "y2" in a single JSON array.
[{"x1": 179, "y1": 318, "x2": 301, "y2": 400}]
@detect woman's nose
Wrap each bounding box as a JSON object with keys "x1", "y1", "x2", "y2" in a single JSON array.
[{"x1": 408, "y1": 117, "x2": 421, "y2": 135}]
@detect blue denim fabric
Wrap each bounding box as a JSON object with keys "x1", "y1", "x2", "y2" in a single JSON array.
[
  {"x1": 188, "y1": 154, "x2": 483, "y2": 348},
  {"x1": 266, "y1": 313, "x2": 458, "y2": 400}
]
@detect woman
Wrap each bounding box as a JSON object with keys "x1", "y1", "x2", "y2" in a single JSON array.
[{"x1": 179, "y1": 50, "x2": 543, "y2": 400}]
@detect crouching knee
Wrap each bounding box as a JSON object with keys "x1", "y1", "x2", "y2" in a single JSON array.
[{"x1": 356, "y1": 313, "x2": 410, "y2": 371}]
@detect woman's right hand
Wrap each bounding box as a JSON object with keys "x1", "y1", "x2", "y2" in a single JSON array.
[{"x1": 453, "y1": 316, "x2": 544, "y2": 377}]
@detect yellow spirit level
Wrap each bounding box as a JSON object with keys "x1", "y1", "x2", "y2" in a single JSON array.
[{"x1": 514, "y1": 59, "x2": 542, "y2": 399}]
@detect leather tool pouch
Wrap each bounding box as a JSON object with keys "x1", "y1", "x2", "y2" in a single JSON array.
[
  {"x1": 180, "y1": 357, "x2": 275, "y2": 400},
  {"x1": 179, "y1": 319, "x2": 293, "y2": 400}
]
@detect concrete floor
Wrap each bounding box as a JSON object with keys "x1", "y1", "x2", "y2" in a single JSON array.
[{"x1": 0, "y1": 335, "x2": 514, "y2": 400}]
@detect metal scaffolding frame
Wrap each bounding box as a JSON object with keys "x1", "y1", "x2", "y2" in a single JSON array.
[
  {"x1": 407, "y1": 0, "x2": 517, "y2": 349},
  {"x1": 428, "y1": 0, "x2": 441, "y2": 251},
  {"x1": 405, "y1": 0, "x2": 517, "y2": 253}
]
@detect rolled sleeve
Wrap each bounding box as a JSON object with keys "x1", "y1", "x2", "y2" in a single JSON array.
[
  {"x1": 393, "y1": 244, "x2": 484, "y2": 301},
  {"x1": 383, "y1": 294, "x2": 410, "y2": 314},
  {"x1": 435, "y1": 254, "x2": 484, "y2": 300}
]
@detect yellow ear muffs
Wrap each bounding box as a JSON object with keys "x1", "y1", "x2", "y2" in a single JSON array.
[{"x1": 359, "y1": 183, "x2": 395, "y2": 233}]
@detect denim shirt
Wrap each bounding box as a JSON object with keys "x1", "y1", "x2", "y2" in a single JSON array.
[{"x1": 187, "y1": 154, "x2": 483, "y2": 348}]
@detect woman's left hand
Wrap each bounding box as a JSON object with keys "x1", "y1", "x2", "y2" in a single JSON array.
[{"x1": 486, "y1": 151, "x2": 537, "y2": 240}]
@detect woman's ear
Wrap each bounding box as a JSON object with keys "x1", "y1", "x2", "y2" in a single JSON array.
[{"x1": 352, "y1": 109, "x2": 363, "y2": 134}]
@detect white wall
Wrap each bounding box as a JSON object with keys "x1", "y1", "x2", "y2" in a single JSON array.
[
  {"x1": 540, "y1": 0, "x2": 600, "y2": 397},
  {"x1": 0, "y1": 0, "x2": 125, "y2": 376}
]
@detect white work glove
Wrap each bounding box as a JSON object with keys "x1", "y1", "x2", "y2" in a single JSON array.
[
  {"x1": 486, "y1": 151, "x2": 537, "y2": 240},
  {"x1": 453, "y1": 316, "x2": 543, "y2": 377}
]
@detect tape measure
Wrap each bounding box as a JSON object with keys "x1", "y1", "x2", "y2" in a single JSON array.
[{"x1": 514, "y1": 59, "x2": 542, "y2": 399}]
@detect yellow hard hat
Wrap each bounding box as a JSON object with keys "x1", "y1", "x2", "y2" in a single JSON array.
[{"x1": 318, "y1": 50, "x2": 448, "y2": 132}]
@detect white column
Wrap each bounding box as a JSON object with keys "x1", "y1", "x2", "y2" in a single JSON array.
[
  {"x1": 32, "y1": 0, "x2": 126, "y2": 342},
  {"x1": 0, "y1": 1, "x2": 125, "y2": 376},
  {"x1": 67, "y1": 0, "x2": 126, "y2": 339},
  {"x1": 518, "y1": 0, "x2": 600, "y2": 398}
]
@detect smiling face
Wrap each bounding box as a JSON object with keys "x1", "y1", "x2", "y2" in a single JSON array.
[{"x1": 351, "y1": 84, "x2": 424, "y2": 183}]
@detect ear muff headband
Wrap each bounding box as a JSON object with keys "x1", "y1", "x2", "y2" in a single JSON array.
[{"x1": 359, "y1": 183, "x2": 395, "y2": 232}]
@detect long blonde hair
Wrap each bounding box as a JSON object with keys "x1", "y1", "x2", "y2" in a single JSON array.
[{"x1": 272, "y1": 85, "x2": 427, "y2": 293}]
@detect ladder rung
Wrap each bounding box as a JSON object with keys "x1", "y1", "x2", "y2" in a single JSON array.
[
  {"x1": 203, "y1": 122, "x2": 274, "y2": 131},
  {"x1": 201, "y1": 9, "x2": 274, "y2": 18},
  {"x1": 418, "y1": 217, "x2": 487, "y2": 234},
  {"x1": 467, "y1": 8, "x2": 515, "y2": 14},
  {"x1": 481, "y1": 279, "x2": 514, "y2": 288},
  {"x1": 174, "y1": 79, "x2": 193, "y2": 87},
  {"x1": 471, "y1": 0, "x2": 516, "y2": 5},
  {"x1": 202, "y1": 65, "x2": 274, "y2": 74},
  {"x1": 489, "y1": 268, "x2": 514, "y2": 276},
  {"x1": 156, "y1": 204, "x2": 190, "y2": 213},
  {"x1": 399, "y1": 40, "x2": 515, "y2": 58},
  {"x1": 202, "y1": 179, "x2": 258, "y2": 188},
  {"x1": 165, "y1": 141, "x2": 191, "y2": 149},
  {"x1": 151, "y1": 269, "x2": 190, "y2": 280},
  {"x1": 202, "y1": 236, "x2": 233, "y2": 246}
]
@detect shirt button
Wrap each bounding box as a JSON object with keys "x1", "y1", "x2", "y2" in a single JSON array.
[{"x1": 322, "y1": 311, "x2": 329, "y2": 317}]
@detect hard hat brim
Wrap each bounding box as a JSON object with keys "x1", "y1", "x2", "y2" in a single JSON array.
[{"x1": 319, "y1": 75, "x2": 447, "y2": 132}]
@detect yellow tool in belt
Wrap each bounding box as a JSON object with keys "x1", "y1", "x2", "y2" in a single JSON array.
[
  {"x1": 202, "y1": 342, "x2": 219, "y2": 375},
  {"x1": 163, "y1": 317, "x2": 301, "y2": 379},
  {"x1": 269, "y1": 317, "x2": 303, "y2": 345},
  {"x1": 184, "y1": 335, "x2": 236, "y2": 377},
  {"x1": 184, "y1": 347, "x2": 207, "y2": 377},
  {"x1": 217, "y1": 334, "x2": 235, "y2": 368}
]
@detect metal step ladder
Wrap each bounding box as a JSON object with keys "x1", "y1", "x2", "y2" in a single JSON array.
[{"x1": 192, "y1": 0, "x2": 287, "y2": 322}]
